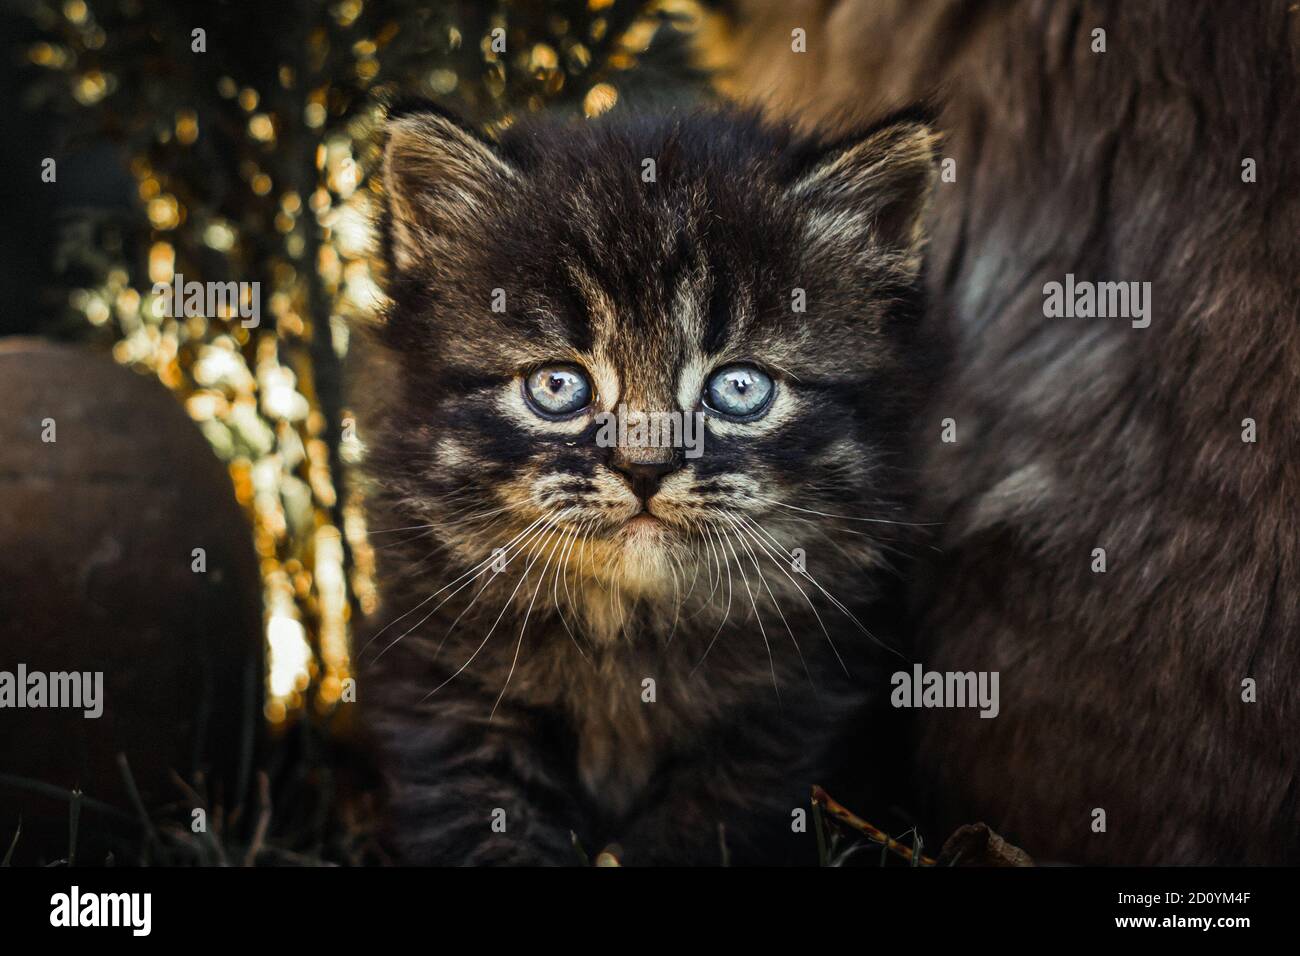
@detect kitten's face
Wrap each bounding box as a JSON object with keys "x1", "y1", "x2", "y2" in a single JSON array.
[{"x1": 373, "y1": 107, "x2": 938, "y2": 626}]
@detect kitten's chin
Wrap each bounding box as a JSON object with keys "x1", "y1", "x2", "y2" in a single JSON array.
[
  {"x1": 621, "y1": 513, "x2": 665, "y2": 538},
  {"x1": 610, "y1": 515, "x2": 676, "y2": 598},
  {"x1": 563, "y1": 514, "x2": 682, "y2": 600}
]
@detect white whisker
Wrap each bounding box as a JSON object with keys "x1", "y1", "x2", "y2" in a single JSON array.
[
  {"x1": 723, "y1": 511, "x2": 816, "y2": 696},
  {"x1": 691, "y1": 522, "x2": 735, "y2": 674},
  {"x1": 421, "y1": 513, "x2": 569, "y2": 702},
  {"x1": 490, "y1": 518, "x2": 570, "y2": 720},
  {"x1": 719, "y1": 522, "x2": 780, "y2": 702},
  {"x1": 360, "y1": 513, "x2": 549, "y2": 656}
]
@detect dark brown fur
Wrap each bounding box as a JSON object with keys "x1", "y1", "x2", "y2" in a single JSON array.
[{"x1": 715, "y1": 0, "x2": 1300, "y2": 863}]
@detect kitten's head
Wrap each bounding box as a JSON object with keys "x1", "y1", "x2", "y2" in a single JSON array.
[{"x1": 368, "y1": 102, "x2": 939, "y2": 637}]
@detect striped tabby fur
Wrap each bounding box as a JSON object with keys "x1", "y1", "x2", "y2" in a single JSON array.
[{"x1": 357, "y1": 102, "x2": 942, "y2": 864}]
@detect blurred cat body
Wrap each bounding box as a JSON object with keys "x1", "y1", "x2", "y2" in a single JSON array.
[{"x1": 356, "y1": 103, "x2": 941, "y2": 864}]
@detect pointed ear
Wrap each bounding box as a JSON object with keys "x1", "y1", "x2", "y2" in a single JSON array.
[
  {"x1": 786, "y1": 110, "x2": 940, "y2": 270},
  {"x1": 382, "y1": 104, "x2": 519, "y2": 272}
]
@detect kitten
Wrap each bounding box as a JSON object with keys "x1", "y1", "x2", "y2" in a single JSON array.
[{"x1": 356, "y1": 101, "x2": 941, "y2": 865}]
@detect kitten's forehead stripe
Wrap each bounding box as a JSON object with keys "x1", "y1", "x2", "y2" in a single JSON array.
[
  {"x1": 561, "y1": 258, "x2": 611, "y2": 348},
  {"x1": 554, "y1": 201, "x2": 724, "y2": 413},
  {"x1": 673, "y1": 257, "x2": 708, "y2": 346}
]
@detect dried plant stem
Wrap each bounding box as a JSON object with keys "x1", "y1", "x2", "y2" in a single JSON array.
[{"x1": 811, "y1": 785, "x2": 936, "y2": 866}]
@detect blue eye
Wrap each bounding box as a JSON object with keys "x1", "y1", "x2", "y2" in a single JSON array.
[
  {"x1": 524, "y1": 364, "x2": 592, "y2": 417},
  {"x1": 704, "y1": 364, "x2": 774, "y2": 419}
]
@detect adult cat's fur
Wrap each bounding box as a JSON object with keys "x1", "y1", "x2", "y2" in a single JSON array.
[
  {"x1": 357, "y1": 103, "x2": 942, "y2": 864},
  {"x1": 710, "y1": 0, "x2": 1300, "y2": 862}
]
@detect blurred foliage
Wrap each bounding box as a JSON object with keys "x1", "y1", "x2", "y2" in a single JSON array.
[{"x1": 19, "y1": 0, "x2": 714, "y2": 724}]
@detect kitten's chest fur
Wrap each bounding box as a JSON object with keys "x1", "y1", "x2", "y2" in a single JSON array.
[
  {"x1": 396, "y1": 588, "x2": 843, "y2": 827},
  {"x1": 562, "y1": 650, "x2": 674, "y2": 817},
  {"x1": 496, "y1": 615, "x2": 797, "y2": 819}
]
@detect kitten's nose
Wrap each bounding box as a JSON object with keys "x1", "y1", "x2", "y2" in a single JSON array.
[{"x1": 609, "y1": 452, "x2": 682, "y2": 503}]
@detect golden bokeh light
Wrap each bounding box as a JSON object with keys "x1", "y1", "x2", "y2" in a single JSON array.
[{"x1": 44, "y1": 0, "x2": 707, "y2": 727}]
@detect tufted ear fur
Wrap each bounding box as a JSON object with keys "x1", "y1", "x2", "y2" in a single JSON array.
[
  {"x1": 382, "y1": 104, "x2": 519, "y2": 273},
  {"x1": 786, "y1": 108, "x2": 941, "y2": 272}
]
